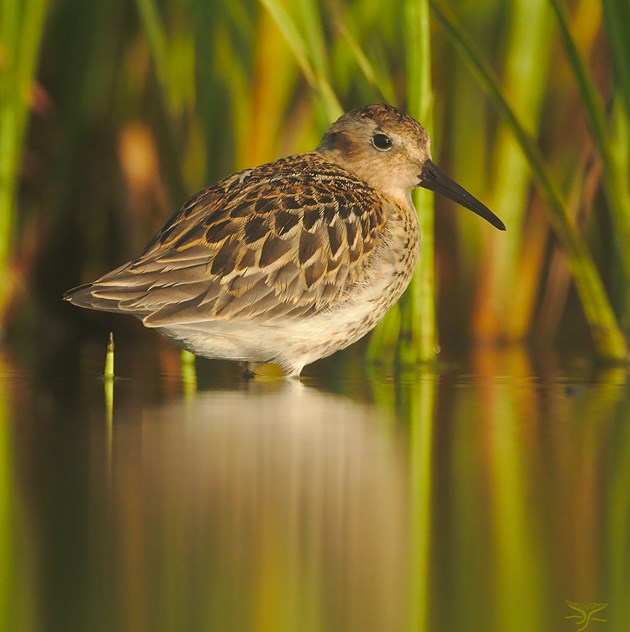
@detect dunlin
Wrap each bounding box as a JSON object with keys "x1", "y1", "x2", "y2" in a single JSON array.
[{"x1": 65, "y1": 104, "x2": 505, "y2": 377}]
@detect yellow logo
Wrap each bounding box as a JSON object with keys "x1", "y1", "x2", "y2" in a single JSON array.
[{"x1": 565, "y1": 601, "x2": 608, "y2": 631}]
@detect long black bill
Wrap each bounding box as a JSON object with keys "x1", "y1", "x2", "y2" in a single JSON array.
[{"x1": 419, "y1": 159, "x2": 506, "y2": 231}]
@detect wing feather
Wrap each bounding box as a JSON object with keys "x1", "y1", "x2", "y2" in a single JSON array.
[{"x1": 64, "y1": 153, "x2": 389, "y2": 326}]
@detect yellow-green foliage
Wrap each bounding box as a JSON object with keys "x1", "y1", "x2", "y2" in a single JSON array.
[{"x1": 2, "y1": 0, "x2": 629, "y2": 361}]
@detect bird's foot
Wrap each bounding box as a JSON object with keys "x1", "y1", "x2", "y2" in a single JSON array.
[{"x1": 241, "y1": 362, "x2": 256, "y2": 380}]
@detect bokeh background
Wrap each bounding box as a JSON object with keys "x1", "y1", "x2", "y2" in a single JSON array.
[
  {"x1": 3, "y1": 3, "x2": 630, "y2": 631},
  {"x1": 3, "y1": 0, "x2": 629, "y2": 367}
]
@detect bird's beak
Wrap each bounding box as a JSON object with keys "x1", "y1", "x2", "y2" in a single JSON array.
[{"x1": 419, "y1": 159, "x2": 506, "y2": 231}]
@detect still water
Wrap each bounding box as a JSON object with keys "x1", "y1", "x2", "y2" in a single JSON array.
[{"x1": 1, "y1": 338, "x2": 628, "y2": 631}]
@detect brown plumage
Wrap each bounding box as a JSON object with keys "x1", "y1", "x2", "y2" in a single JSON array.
[{"x1": 65, "y1": 104, "x2": 504, "y2": 377}]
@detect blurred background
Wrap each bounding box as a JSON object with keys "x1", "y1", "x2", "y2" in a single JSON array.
[
  {"x1": 2, "y1": 0, "x2": 629, "y2": 367},
  {"x1": 2, "y1": 2, "x2": 630, "y2": 631}
]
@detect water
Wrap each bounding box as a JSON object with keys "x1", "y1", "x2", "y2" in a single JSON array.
[{"x1": 1, "y1": 340, "x2": 628, "y2": 631}]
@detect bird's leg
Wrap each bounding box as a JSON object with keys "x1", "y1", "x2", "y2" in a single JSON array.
[
  {"x1": 283, "y1": 364, "x2": 303, "y2": 380},
  {"x1": 241, "y1": 362, "x2": 256, "y2": 380}
]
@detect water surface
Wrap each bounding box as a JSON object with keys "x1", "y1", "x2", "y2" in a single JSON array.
[{"x1": 1, "y1": 342, "x2": 628, "y2": 631}]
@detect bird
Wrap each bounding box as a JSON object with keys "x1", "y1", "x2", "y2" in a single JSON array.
[{"x1": 65, "y1": 104, "x2": 505, "y2": 378}]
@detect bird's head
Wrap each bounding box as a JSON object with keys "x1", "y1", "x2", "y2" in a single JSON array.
[{"x1": 318, "y1": 104, "x2": 505, "y2": 231}]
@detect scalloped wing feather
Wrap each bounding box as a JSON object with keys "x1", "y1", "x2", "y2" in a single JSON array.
[{"x1": 65, "y1": 153, "x2": 389, "y2": 327}]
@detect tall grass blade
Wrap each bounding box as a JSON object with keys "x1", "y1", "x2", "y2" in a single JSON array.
[
  {"x1": 295, "y1": 0, "x2": 327, "y2": 82},
  {"x1": 134, "y1": 0, "x2": 170, "y2": 103},
  {"x1": 473, "y1": 0, "x2": 552, "y2": 341},
  {"x1": 602, "y1": 0, "x2": 630, "y2": 121},
  {"x1": 133, "y1": 0, "x2": 192, "y2": 203},
  {"x1": 366, "y1": 0, "x2": 435, "y2": 366},
  {"x1": 548, "y1": 0, "x2": 630, "y2": 323},
  {"x1": 431, "y1": 0, "x2": 627, "y2": 360},
  {"x1": 259, "y1": 0, "x2": 342, "y2": 120},
  {"x1": 601, "y1": 0, "x2": 630, "y2": 327},
  {"x1": 398, "y1": 0, "x2": 436, "y2": 364},
  {"x1": 0, "y1": 0, "x2": 48, "y2": 314},
  {"x1": 243, "y1": 9, "x2": 297, "y2": 166},
  {"x1": 334, "y1": 18, "x2": 394, "y2": 104},
  {"x1": 547, "y1": 0, "x2": 614, "y2": 172}
]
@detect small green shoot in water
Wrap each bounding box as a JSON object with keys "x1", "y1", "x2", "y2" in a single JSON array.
[{"x1": 104, "y1": 332, "x2": 115, "y2": 379}]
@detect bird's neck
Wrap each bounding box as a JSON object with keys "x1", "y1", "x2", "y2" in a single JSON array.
[{"x1": 317, "y1": 148, "x2": 415, "y2": 211}]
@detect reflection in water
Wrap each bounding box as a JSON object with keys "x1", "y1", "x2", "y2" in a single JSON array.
[
  {"x1": 0, "y1": 354, "x2": 36, "y2": 631},
  {"x1": 109, "y1": 384, "x2": 408, "y2": 632},
  {"x1": 1, "y1": 344, "x2": 630, "y2": 631}
]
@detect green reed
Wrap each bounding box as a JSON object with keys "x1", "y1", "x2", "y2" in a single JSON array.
[
  {"x1": 3, "y1": 0, "x2": 630, "y2": 366},
  {"x1": 0, "y1": 0, "x2": 48, "y2": 314},
  {"x1": 549, "y1": 0, "x2": 630, "y2": 328},
  {"x1": 260, "y1": 0, "x2": 342, "y2": 121},
  {"x1": 400, "y1": 0, "x2": 435, "y2": 364},
  {"x1": 104, "y1": 331, "x2": 115, "y2": 378},
  {"x1": 473, "y1": 0, "x2": 552, "y2": 341},
  {"x1": 431, "y1": 0, "x2": 628, "y2": 361},
  {"x1": 603, "y1": 0, "x2": 630, "y2": 119}
]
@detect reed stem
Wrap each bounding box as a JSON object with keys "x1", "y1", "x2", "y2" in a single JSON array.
[
  {"x1": 549, "y1": 0, "x2": 630, "y2": 325},
  {"x1": 104, "y1": 332, "x2": 115, "y2": 379},
  {"x1": 397, "y1": 0, "x2": 436, "y2": 365},
  {"x1": 0, "y1": 0, "x2": 48, "y2": 315},
  {"x1": 431, "y1": 0, "x2": 627, "y2": 360}
]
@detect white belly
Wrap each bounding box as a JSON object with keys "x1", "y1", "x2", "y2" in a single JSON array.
[{"x1": 158, "y1": 206, "x2": 420, "y2": 376}]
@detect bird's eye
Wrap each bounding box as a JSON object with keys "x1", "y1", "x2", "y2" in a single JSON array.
[{"x1": 371, "y1": 132, "x2": 392, "y2": 151}]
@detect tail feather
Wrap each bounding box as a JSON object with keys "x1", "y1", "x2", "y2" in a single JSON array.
[
  {"x1": 64, "y1": 261, "x2": 152, "y2": 316},
  {"x1": 64, "y1": 257, "x2": 212, "y2": 318},
  {"x1": 64, "y1": 282, "x2": 144, "y2": 315}
]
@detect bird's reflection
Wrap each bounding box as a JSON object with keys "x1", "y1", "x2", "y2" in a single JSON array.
[{"x1": 109, "y1": 381, "x2": 410, "y2": 631}]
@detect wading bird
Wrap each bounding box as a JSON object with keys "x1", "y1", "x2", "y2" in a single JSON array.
[{"x1": 65, "y1": 104, "x2": 505, "y2": 377}]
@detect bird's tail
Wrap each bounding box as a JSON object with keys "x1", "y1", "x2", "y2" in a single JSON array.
[{"x1": 63, "y1": 262, "x2": 152, "y2": 316}]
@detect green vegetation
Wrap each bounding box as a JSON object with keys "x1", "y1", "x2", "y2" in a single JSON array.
[
  {"x1": 1, "y1": 0, "x2": 629, "y2": 364},
  {"x1": 0, "y1": 0, "x2": 48, "y2": 318},
  {"x1": 394, "y1": 0, "x2": 436, "y2": 364},
  {"x1": 104, "y1": 331, "x2": 115, "y2": 379}
]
